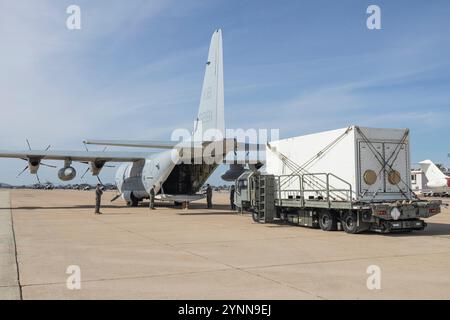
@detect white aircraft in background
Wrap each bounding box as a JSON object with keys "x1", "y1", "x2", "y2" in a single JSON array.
[
  {"x1": 419, "y1": 160, "x2": 450, "y2": 196},
  {"x1": 0, "y1": 29, "x2": 256, "y2": 206}
]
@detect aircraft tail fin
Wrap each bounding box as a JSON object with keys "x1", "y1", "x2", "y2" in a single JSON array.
[
  {"x1": 419, "y1": 160, "x2": 447, "y2": 181},
  {"x1": 194, "y1": 29, "x2": 225, "y2": 141}
]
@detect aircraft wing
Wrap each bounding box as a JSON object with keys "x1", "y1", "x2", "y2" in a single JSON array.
[
  {"x1": 84, "y1": 138, "x2": 262, "y2": 152},
  {"x1": 0, "y1": 150, "x2": 150, "y2": 162},
  {"x1": 83, "y1": 138, "x2": 264, "y2": 164},
  {"x1": 84, "y1": 140, "x2": 178, "y2": 149}
]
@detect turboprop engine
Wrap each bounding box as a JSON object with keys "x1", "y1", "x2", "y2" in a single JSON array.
[
  {"x1": 221, "y1": 162, "x2": 264, "y2": 182},
  {"x1": 58, "y1": 166, "x2": 77, "y2": 181},
  {"x1": 28, "y1": 158, "x2": 41, "y2": 174},
  {"x1": 90, "y1": 160, "x2": 106, "y2": 176},
  {"x1": 221, "y1": 164, "x2": 246, "y2": 181}
]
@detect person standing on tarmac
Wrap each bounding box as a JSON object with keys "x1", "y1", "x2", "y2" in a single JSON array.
[
  {"x1": 149, "y1": 185, "x2": 156, "y2": 210},
  {"x1": 206, "y1": 184, "x2": 213, "y2": 209},
  {"x1": 230, "y1": 185, "x2": 236, "y2": 210},
  {"x1": 95, "y1": 183, "x2": 103, "y2": 214}
]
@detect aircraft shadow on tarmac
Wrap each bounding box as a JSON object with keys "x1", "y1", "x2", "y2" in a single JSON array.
[
  {"x1": 176, "y1": 204, "x2": 237, "y2": 215},
  {"x1": 2, "y1": 205, "x2": 130, "y2": 210},
  {"x1": 177, "y1": 211, "x2": 235, "y2": 216},
  {"x1": 1, "y1": 202, "x2": 235, "y2": 214}
]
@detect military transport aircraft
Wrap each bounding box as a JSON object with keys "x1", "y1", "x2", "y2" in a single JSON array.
[{"x1": 0, "y1": 29, "x2": 256, "y2": 206}]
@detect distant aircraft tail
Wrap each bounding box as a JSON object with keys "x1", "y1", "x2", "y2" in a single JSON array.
[
  {"x1": 193, "y1": 29, "x2": 225, "y2": 141},
  {"x1": 419, "y1": 160, "x2": 447, "y2": 181}
]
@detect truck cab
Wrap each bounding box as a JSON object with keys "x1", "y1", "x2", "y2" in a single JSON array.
[{"x1": 234, "y1": 171, "x2": 253, "y2": 212}]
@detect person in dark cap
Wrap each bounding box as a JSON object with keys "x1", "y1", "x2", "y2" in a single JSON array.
[
  {"x1": 230, "y1": 185, "x2": 236, "y2": 210},
  {"x1": 95, "y1": 183, "x2": 103, "y2": 214},
  {"x1": 206, "y1": 184, "x2": 213, "y2": 209}
]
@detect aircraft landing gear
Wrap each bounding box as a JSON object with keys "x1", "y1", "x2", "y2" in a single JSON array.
[{"x1": 127, "y1": 193, "x2": 139, "y2": 207}]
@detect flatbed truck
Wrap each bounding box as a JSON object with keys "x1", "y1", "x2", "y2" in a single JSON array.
[
  {"x1": 234, "y1": 126, "x2": 442, "y2": 234},
  {"x1": 235, "y1": 171, "x2": 441, "y2": 233}
]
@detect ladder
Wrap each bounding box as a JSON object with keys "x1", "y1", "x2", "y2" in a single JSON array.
[{"x1": 252, "y1": 174, "x2": 276, "y2": 223}]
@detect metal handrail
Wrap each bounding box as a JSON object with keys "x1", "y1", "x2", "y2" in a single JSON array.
[
  {"x1": 327, "y1": 172, "x2": 355, "y2": 200},
  {"x1": 275, "y1": 172, "x2": 355, "y2": 203}
]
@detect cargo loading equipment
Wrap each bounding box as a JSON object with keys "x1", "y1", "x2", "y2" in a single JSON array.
[{"x1": 235, "y1": 126, "x2": 442, "y2": 234}]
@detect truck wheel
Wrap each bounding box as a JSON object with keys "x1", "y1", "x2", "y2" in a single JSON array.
[
  {"x1": 319, "y1": 211, "x2": 337, "y2": 231},
  {"x1": 342, "y1": 212, "x2": 359, "y2": 234}
]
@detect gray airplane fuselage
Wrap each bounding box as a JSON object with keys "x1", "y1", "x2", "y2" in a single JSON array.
[{"x1": 115, "y1": 150, "x2": 217, "y2": 203}]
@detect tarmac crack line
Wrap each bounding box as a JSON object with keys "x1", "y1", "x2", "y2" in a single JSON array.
[
  {"x1": 235, "y1": 267, "x2": 327, "y2": 300},
  {"x1": 241, "y1": 250, "x2": 450, "y2": 271},
  {"x1": 9, "y1": 193, "x2": 23, "y2": 300},
  {"x1": 170, "y1": 235, "x2": 309, "y2": 246},
  {"x1": 20, "y1": 267, "x2": 232, "y2": 288}
]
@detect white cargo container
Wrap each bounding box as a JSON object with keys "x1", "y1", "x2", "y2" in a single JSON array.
[{"x1": 265, "y1": 126, "x2": 411, "y2": 202}]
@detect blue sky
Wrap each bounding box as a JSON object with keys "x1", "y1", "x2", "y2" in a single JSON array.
[{"x1": 0, "y1": 0, "x2": 449, "y2": 185}]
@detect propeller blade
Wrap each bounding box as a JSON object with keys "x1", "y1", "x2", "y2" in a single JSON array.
[
  {"x1": 103, "y1": 147, "x2": 108, "y2": 152},
  {"x1": 45, "y1": 145, "x2": 51, "y2": 151},
  {"x1": 80, "y1": 167, "x2": 90, "y2": 180},
  {"x1": 36, "y1": 173, "x2": 41, "y2": 184},
  {"x1": 26, "y1": 139, "x2": 32, "y2": 151},
  {"x1": 96, "y1": 176, "x2": 103, "y2": 185},
  {"x1": 41, "y1": 162, "x2": 57, "y2": 168},
  {"x1": 110, "y1": 194, "x2": 122, "y2": 202},
  {"x1": 17, "y1": 166, "x2": 29, "y2": 177},
  {"x1": 83, "y1": 143, "x2": 89, "y2": 152}
]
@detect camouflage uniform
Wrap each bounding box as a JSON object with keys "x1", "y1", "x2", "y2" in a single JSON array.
[
  {"x1": 95, "y1": 185, "x2": 103, "y2": 214},
  {"x1": 206, "y1": 185, "x2": 213, "y2": 209},
  {"x1": 149, "y1": 187, "x2": 155, "y2": 210}
]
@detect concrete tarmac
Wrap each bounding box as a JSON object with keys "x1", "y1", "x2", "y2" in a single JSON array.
[
  {"x1": 0, "y1": 192, "x2": 21, "y2": 299},
  {"x1": 1, "y1": 189, "x2": 450, "y2": 299}
]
